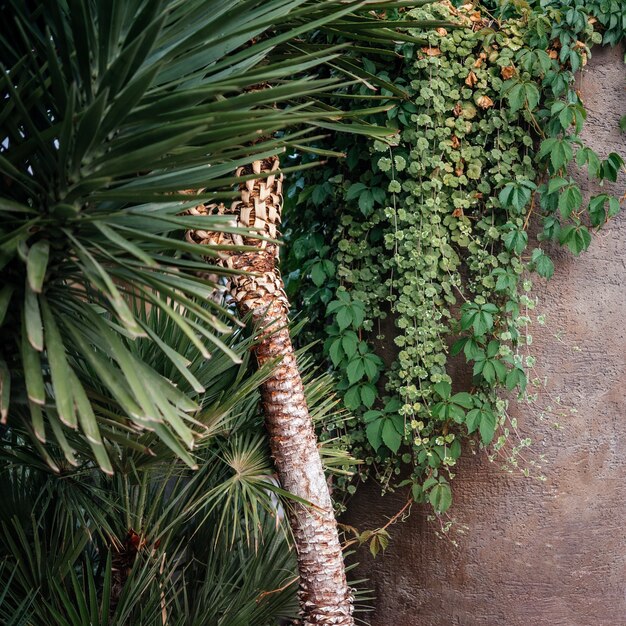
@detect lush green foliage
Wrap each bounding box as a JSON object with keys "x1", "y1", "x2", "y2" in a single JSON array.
[
  {"x1": 2, "y1": 0, "x2": 625, "y2": 620},
  {"x1": 0, "y1": 0, "x2": 421, "y2": 473},
  {"x1": 0, "y1": 305, "x2": 357, "y2": 625},
  {"x1": 0, "y1": 0, "x2": 444, "y2": 619},
  {"x1": 285, "y1": 0, "x2": 625, "y2": 513},
  {"x1": 579, "y1": 0, "x2": 626, "y2": 47}
]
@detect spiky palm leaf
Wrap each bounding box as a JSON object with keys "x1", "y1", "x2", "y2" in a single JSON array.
[{"x1": 0, "y1": 0, "x2": 421, "y2": 473}]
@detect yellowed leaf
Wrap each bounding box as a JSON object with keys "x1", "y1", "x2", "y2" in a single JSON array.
[{"x1": 501, "y1": 66, "x2": 515, "y2": 79}]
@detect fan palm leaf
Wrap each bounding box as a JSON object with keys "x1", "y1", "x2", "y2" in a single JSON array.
[{"x1": 0, "y1": 309, "x2": 355, "y2": 625}]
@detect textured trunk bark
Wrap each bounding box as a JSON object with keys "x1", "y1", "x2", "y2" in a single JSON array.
[{"x1": 187, "y1": 156, "x2": 354, "y2": 625}]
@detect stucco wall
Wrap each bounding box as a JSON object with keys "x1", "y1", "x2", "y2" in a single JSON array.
[{"x1": 344, "y1": 44, "x2": 626, "y2": 626}]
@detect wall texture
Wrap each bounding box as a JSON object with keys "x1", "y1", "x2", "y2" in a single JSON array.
[{"x1": 344, "y1": 44, "x2": 626, "y2": 626}]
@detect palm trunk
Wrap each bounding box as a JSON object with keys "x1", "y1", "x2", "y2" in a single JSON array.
[{"x1": 187, "y1": 156, "x2": 354, "y2": 625}]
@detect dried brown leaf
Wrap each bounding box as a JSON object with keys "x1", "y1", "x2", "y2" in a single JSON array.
[
  {"x1": 477, "y1": 95, "x2": 494, "y2": 109},
  {"x1": 465, "y1": 71, "x2": 478, "y2": 87}
]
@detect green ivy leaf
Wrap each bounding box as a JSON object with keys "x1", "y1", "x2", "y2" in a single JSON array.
[
  {"x1": 341, "y1": 331, "x2": 358, "y2": 358},
  {"x1": 433, "y1": 381, "x2": 451, "y2": 399},
  {"x1": 558, "y1": 185, "x2": 582, "y2": 218},
  {"x1": 312, "y1": 183, "x2": 331, "y2": 205},
  {"x1": 486, "y1": 340, "x2": 499, "y2": 358},
  {"x1": 321, "y1": 259, "x2": 335, "y2": 277},
  {"x1": 411, "y1": 483, "x2": 423, "y2": 502},
  {"x1": 351, "y1": 301, "x2": 366, "y2": 327},
  {"x1": 381, "y1": 418, "x2": 402, "y2": 453},
  {"x1": 366, "y1": 419, "x2": 383, "y2": 451},
  {"x1": 558, "y1": 105, "x2": 574, "y2": 129},
  {"x1": 344, "y1": 385, "x2": 362, "y2": 410},
  {"x1": 506, "y1": 82, "x2": 525, "y2": 113},
  {"x1": 492, "y1": 359, "x2": 507, "y2": 382},
  {"x1": 336, "y1": 306, "x2": 353, "y2": 330},
  {"x1": 503, "y1": 229, "x2": 528, "y2": 255},
  {"x1": 498, "y1": 182, "x2": 534, "y2": 212},
  {"x1": 360, "y1": 384, "x2": 377, "y2": 408},
  {"x1": 539, "y1": 137, "x2": 573, "y2": 171},
  {"x1": 601, "y1": 152, "x2": 624, "y2": 182},
  {"x1": 481, "y1": 360, "x2": 496, "y2": 383},
  {"x1": 388, "y1": 180, "x2": 401, "y2": 193},
  {"x1": 493, "y1": 268, "x2": 517, "y2": 292},
  {"x1": 358, "y1": 189, "x2": 375, "y2": 215},
  {"x1": 363, "y1": 410, "x2": 382, "y2": 423},
  {"x1": 531, "y1": 248, "x2": 554, "y2": 279},
  {"x1": 346, "y1": 182, "x2": 367, "y2": 200},
  {"x1": 451, "y1": 392, "x2": 473, "y2": 409},
  {"x1": 450, "y1": 338, "x2": 467, "y2": 357},
  {"x1": 479, "y1": 409, "x2": 496, "y2": 444},
  {"x1": 608, "y1": 196, "x2": 621, "y2": 218},
  {"x1": 329, "y1": 338, "x2": 344, "y2": 366},
  {"x1": 524, "y1": 83, "x2": 540, "y2": 111},
  {"x1": 429, "y1": 482, "x2": 452, "y2": 513},
  {"x1": 372, "y1": 187, "x2": 386, "y2": 204},
  {"x1": 588, "y1": 194, "x2": 608, "y2": 227},
  {"x1": 575, "y1": 146, "x2": 601, "y2": 178},
  {"x1": 506, "y1": 367, "x2": 527, "y2": 392},
  {"x1": 363, "y1": 354, "x2": 380, "y2": 381},
  {"x1": 464, "y1": 338, "x2": 483, "y2": 360},
  {"x1": 559, "y1": 224, "x2": 591, "y2": 255},
  {"x1": 346, "y1": 357, "x2": 365, "y2": 385},
  {"x1": 384, "y1": 397, "x2": 402, "y2": 413},
  {"x1": 466, "y1": 406, "x2": 496, "y2": 444},
  {"x1": 547, "y1": 176, "x2": 568, "y2": 194},
  {"x1": 310, "y1": 262, "x2": 326, "y2": 287},
  {"x1": 326, "y1": 299, "x2": 343, "y2": 314}
]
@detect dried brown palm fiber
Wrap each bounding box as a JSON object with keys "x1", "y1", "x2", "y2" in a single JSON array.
[
  {"x1": 109, "y1": 530, "x2": 156, "y2": 618},
  {"x1": 187, "y1": 155, "x2": 354, "y2": 625}
]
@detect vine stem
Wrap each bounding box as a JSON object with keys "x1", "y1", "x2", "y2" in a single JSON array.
[
  {"x1": 523, "y1": 191, "x2": 536, "y2": 231},
  {"x1": 256, "y1": 576, "x2": 300, "y2": 603},
  {"x1": 380, "y1": 495, "x2": 413, "y2": 531},
  {"x1": 340, "y1": 494, "x2": 413, "y2": 552}
]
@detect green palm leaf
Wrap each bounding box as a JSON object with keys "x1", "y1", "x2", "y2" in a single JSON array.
[{"x1": 1, "y1": 0, "x2": 411, "y2": 469}]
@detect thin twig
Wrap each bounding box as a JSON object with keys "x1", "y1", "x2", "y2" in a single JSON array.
[{"x1": 256, "y1": 576, "x2": 300, "y2": 603}]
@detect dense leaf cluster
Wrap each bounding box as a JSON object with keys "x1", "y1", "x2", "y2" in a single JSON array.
[{"x1": 284, "y1": 0, "x2": 625, "y2": 513}]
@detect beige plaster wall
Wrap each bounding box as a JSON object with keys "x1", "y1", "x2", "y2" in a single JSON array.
[{"x1": 344, "y1": 44, "x2": 626, "y2": 626}]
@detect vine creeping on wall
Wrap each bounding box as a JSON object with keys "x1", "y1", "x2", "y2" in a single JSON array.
[{"x1": 284, "y1": 0, "x2": 626, "y2": 519}]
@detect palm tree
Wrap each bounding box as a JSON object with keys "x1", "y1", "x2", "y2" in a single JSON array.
[
  {"x1": 177, "y1": 10, "x2": 436, "y2": 620},
  {"x1": 0, "y1": 0, "x2": 379, "y2": 471},
  {"x1": 188, "y1": 156, "x2": 355, "y2": 624}
]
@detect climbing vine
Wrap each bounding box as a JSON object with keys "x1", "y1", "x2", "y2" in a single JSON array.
[{"x1": 284, "y1": 0, "x2": 625, "y2": 516}]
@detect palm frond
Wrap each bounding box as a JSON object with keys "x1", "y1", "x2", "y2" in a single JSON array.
[
  {"x1": 0, "y1": 301, "x2": 365, "y2": 624},
  {"x1": 0, "y1": 0, "x2": 408, "y2": 471}
]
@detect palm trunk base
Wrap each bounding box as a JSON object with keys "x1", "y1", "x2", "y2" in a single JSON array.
[{"x1": 187, "y1": 156, "x2": 355, "y2": 625}]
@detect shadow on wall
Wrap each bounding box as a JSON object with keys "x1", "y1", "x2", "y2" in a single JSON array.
[{"x1": 343, "y1": 44, "x2": 626, "y2": 626}]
